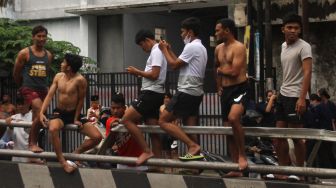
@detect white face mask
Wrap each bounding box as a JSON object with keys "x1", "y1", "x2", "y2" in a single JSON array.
[{"x1": 183, "y1": 35, "x2": 191, "y2": 44}]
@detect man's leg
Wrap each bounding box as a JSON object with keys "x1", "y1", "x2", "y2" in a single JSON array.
[
  {"x1": 275, "y1": 121, "x2": 291, "y2": 166},
  {"x1": 146, "y1": 118, "x2": 162, "y2": 158},
  {"x1": 74, "y1": 123, "x2": 103, "y2": 154},
  {"x1": 159, "y1": 110, "x2": 200, "y2": 156},
  {"x1": 29, "y1": 98, "x2": 44, "y2": 153},
  {"x1": 224, "y1": 104, "x2": 247, "y2": 177},
  {"x1": 288, "y1": 124, "x2": 305, "y2": 167},
  {"x1": 48, "y1": 119, "x2": 76, "y2": 173},
  {"x1": 121, "y1": 106, "x2": 153, "y2": 166},
  {"x1": 183, "y1": 116, "x2": 198, "y2": 144}
]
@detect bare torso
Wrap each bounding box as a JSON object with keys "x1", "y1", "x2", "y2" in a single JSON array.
[
  {"x1": 56, "y1": 73, "x2": 85, "y2": 111},
  {"x1": 216, "y1": 41, "x2": 247, "y2": 87}
]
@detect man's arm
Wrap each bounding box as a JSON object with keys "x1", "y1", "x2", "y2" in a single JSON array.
[
  {"x1": 214, "y1": 46, "x2": 222, "y2": 95},
  {"x1": 39, "y1": 74, "x2": 60, "y2": 126},
  {"x1": 217, "y1": 45, "x2": 246, "y2": 78},
  {"x1": 296, "y1": 57, "x2": 312, "y2": 114},
  {"x1": 13, "y1": 49, "x2": 28, "y2": 86},
  {"x1": 159, "y1": 40, "x2": 185, "y2": 70},
  {"x1": 74, "y1": 77, "x2": 87, "y2": 124},
  {"x1": 126, "y1": 66, "x2": 161, "y2": 80}
]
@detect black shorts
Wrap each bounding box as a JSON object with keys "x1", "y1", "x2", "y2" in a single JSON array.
[
  {"x1": 275, "y1": 94, "x2": 308, "y2": 124},
  {"x1": 220, "y1": 81, "x2": 249, "y2": 121},
  {"x1": 165, "y1": 91, "x2": 203, "y2": 118},
  {"x1": 50, "y1": 108, "x2": 87, "y2": 125},
  {"x1": 131, "y1": 90, "x2": 164, "y2": 120}
]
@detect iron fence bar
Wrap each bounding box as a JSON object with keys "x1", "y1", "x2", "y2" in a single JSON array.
[
  {"x1": 1, "y1": 120, "x2": 336, "y2": 141},
  {"x1": 0, "y1": 149, "x2": 336, "y2": 178}
]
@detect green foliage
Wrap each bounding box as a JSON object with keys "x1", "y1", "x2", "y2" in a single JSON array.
[{"x1": 0, "y1": 18, "x2": 98, "y2": 77}]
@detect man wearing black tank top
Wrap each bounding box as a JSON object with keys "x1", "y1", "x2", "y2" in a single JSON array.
[{"x1": 13, "y1": 25, "x2": 53, "y2": 153}]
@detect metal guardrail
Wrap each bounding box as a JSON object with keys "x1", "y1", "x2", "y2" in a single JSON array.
[
  {"x1": 0, "y1": 149, "x2": 336, "y2": 178},
  {"x1": 1, "y1": 120, "x2": 336, "y2": 142}
]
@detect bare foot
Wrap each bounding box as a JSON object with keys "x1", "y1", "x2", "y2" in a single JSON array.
[
  {"x1": 187, "y1": 144, "x2": 201, "y2": 156},
  {"x1": 223, "y1": 171, "x2": 243, "y2": 178},
  {"x1": 136, "y1": 151, "x2": 154, "y2": 166},
  {"x1": 238, "y1": 155, "x2": 248, "y2": 171},
  {"x1": 63, "y1": 161, "x2": 77, "y2": 174},
  {"x1": 29, "y1": 145, "x2": 44, "y2": 153}
]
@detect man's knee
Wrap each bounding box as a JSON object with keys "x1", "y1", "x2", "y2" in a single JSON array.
[
  {"x1": 48, "y1": 124, "x2": 61, "y2": 133},
  {"x1": 227, "y1": 115, "x2": 240, "y2": 125}
]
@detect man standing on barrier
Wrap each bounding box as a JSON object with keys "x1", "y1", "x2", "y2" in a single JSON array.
[
  {"x1": 39, "y1": 54, "x2": 102, "y2": 173},
  {"x1": 158, "y1": 17, "x2": 207, "y2": 161},
  {"x1": 121, "y1": 29, "x2": 167, "y2": 166},
  {"x1": 273, "y1": 13, "x2": 312, "y2": 181},
  {"x1": 13, "y1": 25, "x2": 53, "y2": 153},
  {"x1": 214, "y1": 18, "x2": 249, "y2": 177}
]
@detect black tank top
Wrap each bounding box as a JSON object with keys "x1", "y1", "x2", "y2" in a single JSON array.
[{"x1": 22, "y1": 47, "x2": 49, "y2": 89}]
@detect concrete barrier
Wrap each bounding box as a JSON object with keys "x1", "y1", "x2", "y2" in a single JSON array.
[{"x1": 0, "y1": 161, "x2": 333, "y2": 188}]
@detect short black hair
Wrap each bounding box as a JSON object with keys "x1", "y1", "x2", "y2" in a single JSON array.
[
  {"x1": 64, "y1": 53, "x2": 83, "y2": 73},
  {"x1": 181, "y1": 17, "x2": 201, "y2": 36},
  {"x1": 16, "y1": 96, "x2": 25, "y2": 105},
  {"x1": 165, "y1": 92, "x2": 172, "y2": 98},
  {"x1": 32, "y1": 25, "x2": 48, "y2": 36},
  {"x1": 135, "y1": 29, "x2": 155, "y2": 45},
  {"x1": 111, "y1": 93, "x2": 125, "y2": 106},
  {"x1": 318, "y1": 88, "x2": 330, "y2": 99},
  {"x1": 283, "y1": 13, "x2": 302, "y2": 27},
  {"x1": 216, "y1": 18, "x2": 237, "y2": 38},
  {"x1": 310, "y1": 94, "x2": 321, "y2": 101}
]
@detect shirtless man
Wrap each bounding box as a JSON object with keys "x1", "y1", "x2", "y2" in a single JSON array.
[
  {"x1": 39, "y1": 54, "x2": 102, "y2": 173},
  {"x1": 13, "y1": 25, "x2": 52, "y2": 153},
  {"x1": 214, "y1": 18, "x2": 249, "y2": 177}
]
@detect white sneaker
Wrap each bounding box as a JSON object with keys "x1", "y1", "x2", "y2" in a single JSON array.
[{"x1": 171, "y1": 140, "x2": 178, "y2": 149}]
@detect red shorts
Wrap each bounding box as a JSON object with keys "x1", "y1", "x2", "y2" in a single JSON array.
[{"x1": 18, "y1": 86, "x2": 48, "y2": 105}]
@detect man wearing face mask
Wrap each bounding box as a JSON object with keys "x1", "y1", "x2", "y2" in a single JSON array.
[
  {"x1": 159, "y1": 17, "x2": 207, "y2": 161},
  {"x1": 214, "y1": 18, "x2": 249, "y2": 177}
]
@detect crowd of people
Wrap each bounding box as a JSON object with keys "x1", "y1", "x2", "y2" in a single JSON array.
[{"x1": 0, "y1": 12, "x2": 334, "y2": 181}]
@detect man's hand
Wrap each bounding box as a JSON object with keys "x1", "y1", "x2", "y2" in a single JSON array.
[
  {"x1": 40, "y1": 114, "x2": 49, "y2": 128},
  {"x1": 6, "y1": 141, "x2": 14, "y2": 149},
  {"x1": 110, "y1": 119, "x2": 120, "y2": 127},
  {"x1": 126, "y1": 66, "x2": 139, "y2": 76},
  {"x1": 5, "y1": 117, "x2": 12, "y2": 127},
  {"x1": 159, "y1": 40, "x2": 169, "y2": 50},
  {"x1": 295, "y1": 98, "x2": 306, "y2": 115},
  {"x1": 217, "y1": 87, "x2": 223, "y2": 96},
  {"x1": 74, "y1": 120, "x2": 83, "y2": 130}
]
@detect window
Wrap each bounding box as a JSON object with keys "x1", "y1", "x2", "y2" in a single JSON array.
[{"x1": 155, "y1": 27, "x2": 166, "y2": 41}]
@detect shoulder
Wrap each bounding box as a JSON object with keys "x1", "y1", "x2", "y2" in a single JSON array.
[
  {"x1": 215, "y1": 43, "x2": 224, "y2": 52},
  {"x1": 76, "y1": 74, "x2": 87, "y2": 84},
  {"x1": 17, "y1": 47, "x2": 29, "y2": 58},
  {"x1": 46, "y1": 50, "x2": 53, "y2": 58},
  {"x1": 54, "y1": 73, "x2": 64, "y2": 81}
]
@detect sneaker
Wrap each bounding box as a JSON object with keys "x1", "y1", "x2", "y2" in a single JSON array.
[
  {"x1": 171, "y1": 140, "x2": 178, "y2": 149},
  {"x1": 288, "y1": 175, "x2": 301, "y2": 182}
]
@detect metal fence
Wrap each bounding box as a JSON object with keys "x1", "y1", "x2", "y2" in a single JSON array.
[{"x1": 1, "y1": 71, "x2": 226, "y2": 154}]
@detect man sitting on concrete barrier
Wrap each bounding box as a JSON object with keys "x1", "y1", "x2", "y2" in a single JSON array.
[{"x1": 39, "y1": 54, "x2": 102, "y2": 173}]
